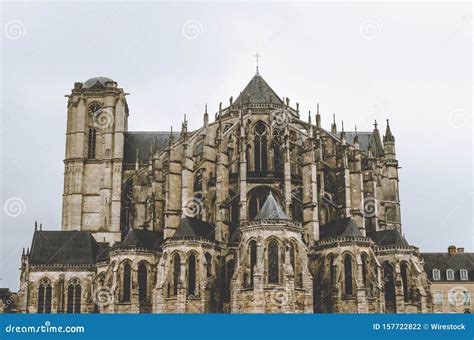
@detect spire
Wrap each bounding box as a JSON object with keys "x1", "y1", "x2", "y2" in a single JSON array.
[
  {"x1": 316, "y1": 103, "x2": 321, "y2": 128},
  {"x1": 354, "y1": 125, "x2": 359, "y2": 148},
  {"x1": 340, "y1": 120, "x2": 346, "y2": 142},
  {"x1": 181, "y1": 114, "x2": 188, "y2": 134},
  {"x1": 331, "y1": 113, "x2": 337, "y2": 134},
  {"x1": 34, "y1": 221, "x2": 38, "y2": 232},
  {"x1": 384, "y1": 119, "x2": 395, "y2": 143},
  {"x1": 308, "y1": 110, "x2": 312, "y2": 125},
  {"x1": 203, "y1": 104, "x2": 209, "y2": 127},
  {"x1": 135, "y1": 146, "x2": 139, "y2": 170}
]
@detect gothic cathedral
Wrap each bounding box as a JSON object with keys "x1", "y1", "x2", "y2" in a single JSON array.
[{"x1": 16, "y1": 70, "x2": 432, "y2": 314}]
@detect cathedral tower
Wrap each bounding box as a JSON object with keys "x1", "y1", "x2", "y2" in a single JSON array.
[{"x1": 61, "y1": 77, "x2": 128, "y2": 244}]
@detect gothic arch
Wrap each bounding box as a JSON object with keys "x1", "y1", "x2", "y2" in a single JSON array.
[
  {"x1": 186, "y1": 251, "x2": 199, "y2": 297},
  {"x1": 66, "y1": 278, "x2": 82, "y2": 313}
]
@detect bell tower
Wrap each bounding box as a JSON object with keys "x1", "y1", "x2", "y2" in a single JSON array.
[{"x1": 61, "y1": 77, "x2": 128, "y2": 244}]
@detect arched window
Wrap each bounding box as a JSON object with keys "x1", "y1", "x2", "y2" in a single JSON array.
[
  {"x1": 172, "y1": 254, "x2": 181, "y2": 296},
  {"x1": 432, "y1": 268, "x2": 441, "y2": 280},
  {"x1": 249, "y1": 240, "x2": 257, "y2": 287},
  {"x1": 328, "y1": 255, "x2": 335, "y2": 287},
  {"x1": 291, "y1": 189, "x2": 303, "y2": 222},
  {"x1": 138, "y1": 263, "x2": 148, "y2": 304},
  {"x1": 67, "y1": 280, "x2": 82, "y2": 313},
  {"x1": 273, "y1": 142, "x2": 283, "y2": 175},
  {"x1": 344, "y1": 254, "x2": 353, "y2": 295},
  {"x1": 224, "y1": 260, "x2": 235, "y2": 303},
  {"x1": 37, "y1": 280, "x2": 52, "y2": 313},
  {"x1": 400, "y1": 262, "x2": 409, "y2": 302},
  {"x1": 88, "y1": 128, "x2": 97, "y2": 159},
  {"x1": 194, "y1": 168, "x2": 204, "y2": 192},
  {"x1": 267, "y1": 240, "x2": 279, "y2": 284},
  {"x1": 254, "y1": 122, "x2": 267, "y2": 172},
  {"x1": 384, "y1": 262, "x2": 396, "y2": 307},
  {"x1": 122, "y1": 262, "x2": 132, "y2": 302},
  {"x1": 461, "y1": 269, "x2": 469, "y2": 281},
  {"x1": 187, "y1": 254, "x2": 196, "y2": 297},
  {"x1": 446, "y1": 269, "x2": 455, "y2": 281},
  {"x1": 205, "y1": 253, "x2": 212, "y2": 278},
  {"x1": 361, "y1": 253, "x2": 368, "y2": 287}
]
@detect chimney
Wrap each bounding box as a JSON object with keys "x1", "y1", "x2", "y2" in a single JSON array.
[
  {"x1": 448, "y1": 245, "x2": 457, "y2": 256},
  {"x1": 457, "y1": 247, "x2": 465, "y2": 253}
]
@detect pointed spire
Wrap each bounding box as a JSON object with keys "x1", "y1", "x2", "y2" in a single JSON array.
[
  {"x1": 331, "y1": 113, "x2": 337, "y2": 134},
  {"x1": 340, "y1": 120, "x2": 346, "y2": 141},
  {"x1": 373, "y1": 119, "x2": 378, "y2": 130},
  {"x1": 308, "y1": 110, "x2": 312, "y2": 124},
  {"x1": 354, "y1": 125, "x2": 359, "y2": 148},
  {"x1": 22, "y1": 247, "x2": 25, "y2": 256},
  {"x1": 39, "y1": 223, "x2": 42, "y2": 231},
  {"x1": 135, "y1": 146, "x2": 139, "y2": 170},
  {"x1": 34, "y1": 221, "x2": 38, "y2": 231},
  {"x1": 384, "y1": 119, "x2": 395, "y2": 142},
  {"x1": 316, "y1": 103, "x2": 321, "y2": 128},
  {"x1": 203, "y1": 104, "x2": 209, "y2": 128}
]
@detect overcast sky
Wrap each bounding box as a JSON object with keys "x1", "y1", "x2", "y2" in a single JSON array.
[{"x1": 1, "y1": 1, "x2": 472, "y2": 289}]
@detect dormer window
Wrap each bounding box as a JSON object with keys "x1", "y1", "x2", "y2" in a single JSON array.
[
  {"x1": 446, "y1": 269, "x2": 455, "y2": 281},
  {"x1": 460, "y1": 269, "x2": 468, "y2": 281},
  {"x1": 432, "y1": 269, "x2": 440, "y2": 281}
]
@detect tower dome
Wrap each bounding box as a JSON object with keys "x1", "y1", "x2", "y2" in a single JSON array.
[{"x1": 83, "y1": 76, "x2": 114, "y2": 89}]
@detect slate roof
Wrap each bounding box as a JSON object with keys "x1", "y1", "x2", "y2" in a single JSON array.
[
  {"x1": 254, "y1": 192, "x2": 288, "y2": 220},
  {"x1": 30, "y1": 231, "x2": 105, "y2": 265},
  {"x1": 118, "y1": 229, "x2": 164, "y2": 250},
  {"x1": 234, "y1": 72, "x2": 283, "y2": 105},
  {"x1": 422, "y1": 252, "x2": 474, "y2": 282},
  {"x1": 366, "y1": 229, "x2": 409, "y2": 247},
  {"x1": 173, "y1": 217, "x2": 215, "y2": 241},
  {"x1": 344, "y1": 131, "x2": 384, "y2": 155},
  {"x1": 83, "y1": 76, "x2": 114, "y2": 89},
  {"x1": 319, "y1": 217, "x2": 363, "y2": 239},
  {"x1": 123, "y1": 131, "x2": 179, "y2": 165}
]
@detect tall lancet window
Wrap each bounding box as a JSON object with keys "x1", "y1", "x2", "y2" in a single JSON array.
[
  {"x1": 172, "y1": 254, "x2": 181, "y2": 296},
  {"x1": 88, "y1": 128, "x2": 97, "y2": 159},
  {"x1": 249, "y1": 240, "x2": 257, "y2": 287},
  {"x1": 122, "y1": 262, "x2": 132, "y2": 302},
  {"x1": 37, "y1": 279, "x2": 52, "y2": 313},
  {"x1": 268, "y1": 240, "x2": 279, "y2": 284},
  {"x1": 187, "y1": 254, "x2": 197, "y2": 297},
  {"x1": 66, "y1": 279, "x2": 82, "y2": 313},
  {"x1": 344, "y1": 254, "x2": 353, "y2": 295},
  {"x1": 138, "y1": 263, "x2": 148, "y2": 304},
  {"x1": 254, "y1": 122, "x2": 267, "y2": 172}
]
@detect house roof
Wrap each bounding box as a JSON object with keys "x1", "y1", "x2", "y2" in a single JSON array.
[
  {"x1": 422, "y1": 252, "x2": 474, "y2": 282},
  {"x1": 173, "y1": 217, "x2": 215, "y2": 241},
  {"x1": 234, "y1": 72, "x2": 283, "y2": 105},
  {"x1": 254, "y1": 192, "x2": 288, "y2": 220},
  {"x1": 30, "y1": 231, "x2": 105, "y2": 265},
  {"x1": 366, "y1": 229, "x2": 409, "y2": 247},
  {"x1": 319, "y1": 217, "x2": 363, "y2": 239}
]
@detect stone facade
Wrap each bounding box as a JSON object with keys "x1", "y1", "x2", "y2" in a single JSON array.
[{"x1": 11, "y1": 70, "x2": 471, "y2": 314}]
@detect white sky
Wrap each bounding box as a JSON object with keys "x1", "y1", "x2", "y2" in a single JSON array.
[{"x1": 1, "y1": 1, "x2": 472, "y2": 289}]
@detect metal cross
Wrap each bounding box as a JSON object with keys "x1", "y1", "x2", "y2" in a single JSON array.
[{"x1": 253, "y1": 52, "x2": 261, "y2": 68}]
